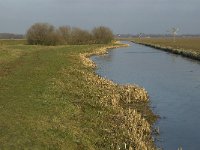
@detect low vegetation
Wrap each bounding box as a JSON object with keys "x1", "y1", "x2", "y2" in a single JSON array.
[
  {"x1": 0, "y1": 33, "x2": 24, "y2": 39},
  {"x1": 133, "y1": 37, "x2": 200, "y2": 60},
  {"x1": 0, "y1": 40, "x2": 156, "y2": 149},
  {"x1": 26, "y1": 23, "x2": 114, "y2": 45},
  {"x1": 0, "y1": 39, "x2": 26, "y2": 45},
  {"x1": 26, "y1": 23, "x2": 60, "y2": 46}
]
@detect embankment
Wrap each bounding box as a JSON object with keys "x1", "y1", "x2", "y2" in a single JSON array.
[
  {"x1": 0, "y1": 42, "x2": 157, "y2": 149},
  {"x1": 80, "y1": 42, "x2": 157, "y2": 149},
  {"x1": 133, "y1": 41, "x2": 200, "y2": 61}
]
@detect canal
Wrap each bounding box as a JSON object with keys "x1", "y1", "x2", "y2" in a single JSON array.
[{"x1": 91, "y1": 41, "x2": 200, "y2": 150}]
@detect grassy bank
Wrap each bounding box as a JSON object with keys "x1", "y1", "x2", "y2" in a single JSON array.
[
  {"x1": 133, "y1": 37, "x2": 200, "y2": 61},
  {"x1": 0, "y1": 40, "x2": 156, "y2": 149}
]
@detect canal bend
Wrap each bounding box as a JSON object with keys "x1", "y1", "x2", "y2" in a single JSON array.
[{"x1": 91, "y1": 41, "x2": 200, "y2": 150}]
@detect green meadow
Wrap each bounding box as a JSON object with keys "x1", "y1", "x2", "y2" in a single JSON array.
[
  {"x1": 0, "y1": 40, "x2": 108, "y2": 149},
  {"x1": 0, "y1": 40, "x2": 156, "y2": 149}
]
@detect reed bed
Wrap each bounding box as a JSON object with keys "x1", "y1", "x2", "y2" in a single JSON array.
[
  {"x1": 133, "y1": 38, "x2": 200, "y2": 61},
  {"x1": 80, "y1": 44, "x2": 157, "y2": 149}
]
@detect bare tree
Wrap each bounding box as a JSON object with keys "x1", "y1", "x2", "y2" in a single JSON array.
[
  {"x1": 70, "y1": 27, "x2": 92, "y2": 45},
  {"x1": 92, "y1": 26, "x2": 114, "y2": 44},
  {"x1": 57, "y1": 26, "x2": 71, "y2": 44},
  {"x1": 26, "y1": 23, "x2": 114, "y2": 45},
  {"x1": 26, "y1": 23, "x2": 60, "y2": 45}
]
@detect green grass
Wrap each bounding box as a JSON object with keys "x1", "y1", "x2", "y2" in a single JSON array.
[
  {"x1": 0, "y1": 41, "x2": 156, "y2": 149},
  {"x1": 0, "y1": 39, "x2": 26, "y2": 45},
  {"x1": 133, "y1": 37, "x2": 200, "y2": 54},
  {"x1": 0, "y1": 43, "x2": 111, "y2": 149}
]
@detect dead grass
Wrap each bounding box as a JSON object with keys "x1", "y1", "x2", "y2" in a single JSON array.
[
  {"x1": 133, "y1": 37, "x2": 200, "y2": 60},
  {"x1": 0, "y1": 40, "x2": 157, "y2": 149},
  {"x1": 80, "y1": 44, "x2": 157, "y2": 149}
]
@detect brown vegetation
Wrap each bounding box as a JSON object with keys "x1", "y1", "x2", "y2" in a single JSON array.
[
  {"x1": 92, "y1": 26, "x2": 114, "y2": 44},
  {"x1": 133, "y1": 37, "x2": 200, "y2": 61},
  {"x1": 80, "y1": 43, "x2": 157, "y2": 149},
  {"x1": 57, "y1": 26, "x2": 71, "y2": 44},
  {"x1": 70, "y1": 27, "x2": 93, "y2": 45},
  {"x1": 26, "y1": 23, "x2": 61, "y2": 45},
  {"x1": 26, "y1": 23, "x2": 114, "y2": 45}
]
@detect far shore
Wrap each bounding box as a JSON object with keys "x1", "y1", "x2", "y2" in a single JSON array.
[{"x1": 131, "y1": 37, "x2": 200, "y2": 61}]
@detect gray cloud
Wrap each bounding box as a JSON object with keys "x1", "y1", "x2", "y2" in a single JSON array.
[{"x1": 0, "y1": 0, "x2": 199, "y2": 34}]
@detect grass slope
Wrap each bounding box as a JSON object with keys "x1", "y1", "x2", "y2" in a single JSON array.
[
  {"x1": 133, "y1": 37, "x2": 200, "y2": 60},
  {"x1": 0, "y1": 41, "x2": 156, "y2": 149}
]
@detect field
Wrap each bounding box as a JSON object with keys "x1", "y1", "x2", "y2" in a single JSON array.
[
  {"x1": 132, "y1": 37, "x2": 200, "y2": 60},
  {"x1": 0, "y1": 40, "x2": 156, "y2": 149},
  {"x1": 0, "y1": 39, "x2": 26, "y2": 45}
]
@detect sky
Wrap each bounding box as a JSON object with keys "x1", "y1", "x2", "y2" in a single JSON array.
[{"x1": 0, "y1": 0, "x2": 199, "y2": 34}]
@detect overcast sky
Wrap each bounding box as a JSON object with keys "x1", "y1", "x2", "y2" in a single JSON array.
[{"x1": 0, "y1": 0, "x2": 199, "y2": 34}]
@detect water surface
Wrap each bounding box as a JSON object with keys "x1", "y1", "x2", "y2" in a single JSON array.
[{"x1": 91, "y1": 41, "x2": 200, "y2": 150}]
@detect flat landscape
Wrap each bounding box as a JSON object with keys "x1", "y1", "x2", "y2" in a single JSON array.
[
  {"x1": 1, "y1": 0, "x2": 200, "y2": 149},
  {"x1": 133, "y1": 37, "x2": 200, "y2": 60},
  {"x1": 0, "y1": 40, "x2": 156, "y2": 149}
]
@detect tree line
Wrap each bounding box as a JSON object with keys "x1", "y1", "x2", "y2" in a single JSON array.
[
  {"x1": 26, "y1": 23, "x2": 114, "y2": 45},
  {"x1": 0, "y1": 33, "x2": 24, "y2": 39}
]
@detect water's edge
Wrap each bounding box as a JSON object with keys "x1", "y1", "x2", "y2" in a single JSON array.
[
  {"x1": 92, "y1": 41, "x2": 200, "y2": 149},
  {"x1": 133, "y1": 41, "x2": 200, "y2": 61},
  {"x1": 81, "y1": 42, "x2": 158, "y2": 149}
]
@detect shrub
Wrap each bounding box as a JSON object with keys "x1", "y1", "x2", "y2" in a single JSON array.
[
  {"x1": 26, "y1": 23, "x2": 61, "y2": 46},
  {"x1": 92, "y1": 26, "x2": 114, "y2": 44},
  {"x1": 57, "y1": 26, "x2": 71, "y2": 44},
  {"x1": 70, "y1": 28, "x2": 93, "y2": 45},
  {"x1": 26, "y1": 23, "x2": 114, "y2": 45}
]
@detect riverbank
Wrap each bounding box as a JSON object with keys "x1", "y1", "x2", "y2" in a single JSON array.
[
  {"x1": 82, "y1": 42, "x2": 157, "y2": 149},
  {"x1": 94, "y1": 41, "x2": 200, "y2": 149},
  {"x1": 0, "y1": 41, "x2": 157, "y2": 149},
  {"x1": 132, "y1": 38, "x2": 200, "y2": 61}
]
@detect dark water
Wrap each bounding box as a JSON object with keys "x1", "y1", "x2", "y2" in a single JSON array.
[{"x1": 91, "y1": 41, "x2": 200, "y2": 150}]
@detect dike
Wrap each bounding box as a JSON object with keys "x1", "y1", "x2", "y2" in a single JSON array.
[{"x1": 79, "y1": 42, "x2": 157, "y2": 150}]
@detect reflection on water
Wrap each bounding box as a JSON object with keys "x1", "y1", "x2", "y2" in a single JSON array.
[
  {"x1": 125, "y1": 51, "x2": 162, "y2": 54},
  {"x1": 91, "y1": 41, "x2": 200, "y2": 150}
]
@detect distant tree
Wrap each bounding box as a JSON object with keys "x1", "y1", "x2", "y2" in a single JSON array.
[
  {"x1": 26, "y1": 23, "x2": 114, "y2": 45},
  {"x1": 92, "y1": 26, "x2": 114, "y2": 44},
  {"x1": 70, "y1": 27, "x2": 92, "y2": 45},
  {"x1": 26, "y1": 23, "x2": 61, "y2": 45},
  {"x1": 57, "y1": 26, "x2": 71, "y2": 44},
  {"x1": 0, "y1": 33, "x2": 24, "y2": 39}
]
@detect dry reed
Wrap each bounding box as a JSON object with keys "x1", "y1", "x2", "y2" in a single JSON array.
[{"x1": 79, "y1": 42, "x2": 157, "y2": 150}]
